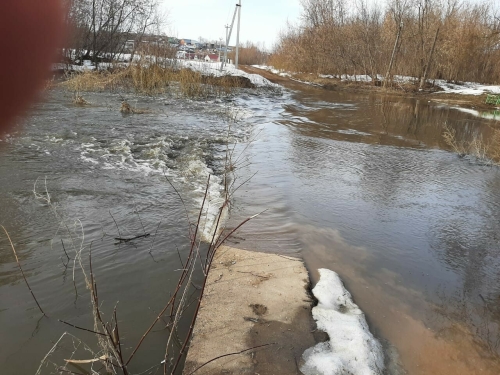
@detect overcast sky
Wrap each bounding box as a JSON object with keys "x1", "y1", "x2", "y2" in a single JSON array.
[
  {"x1": 159, "y1": 0, "x2": 302, "y2": 48},
  {"x1": 159, "y1": 0, "x2": 498, "y2": 48}
]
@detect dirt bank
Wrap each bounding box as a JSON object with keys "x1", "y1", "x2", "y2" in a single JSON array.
[
  {"x1": 240, "y1": 65, "x2": 499, "y2": 112},
  {"x1": 183, "y1": 246, "x2": 320, "y2": 375}
]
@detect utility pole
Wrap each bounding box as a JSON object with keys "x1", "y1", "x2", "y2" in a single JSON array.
[
  {"x1": 224, "y1": 24, "x2": 230, "y2": 64},
  {"x1": 235, "y1": 0, "x2": 241, "y2": 69},
  {"x1": 218, "y1": 38, "x2": 222, "y2": 63},
  {"x1": 220, "y1": 2, "x2": 240, "y2": 71}
]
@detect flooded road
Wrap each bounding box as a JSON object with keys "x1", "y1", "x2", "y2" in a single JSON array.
[
  {"x1": 0, "y1": 89, "x2": 256, "y2": 374},
  {"x1": 230, "y1": 84, "x2": 500, "y2": 374},
  {"x1": 1, "y1": 81, "x2": 500, "y2": 374}
]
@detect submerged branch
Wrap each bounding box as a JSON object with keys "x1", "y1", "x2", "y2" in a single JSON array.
[
  {"x1": 114, "y1": 233, "x2": 151, "y2": 243},
  {"x1": 2, "y1": 225, "x2": 46, "y2": 316}
]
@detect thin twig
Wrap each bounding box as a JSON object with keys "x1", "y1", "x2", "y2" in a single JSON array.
[
  {"x1": 187, "y1": 343, "x2": 275, "y2": 375},
  {"x1": 162, "y1": 170, "x2": 193, "y2": 241},
  {"x1": 89, "y1": 245, "x2": 129, "y2": 375},
  {"x1": 1, "y1": 225, "x2": 46, "y2": 316},
  {"x1": 169, "y1": 175, "x2": 211, "y2": 319},
  {"x1": 134, "y1": 203, "x2": 147, "y2": 235},
  {"x1": 57, "y1": 368, "x2": 86, "y2": 375},
  {"x1": 58, "y1": 319, "x2": 107, "y2": 336},
  {"x1": 126, "y1": 176, "x2": 212, "y2": 367},
  {"x1": 148, "y1": 221, "x2": 162, "y2": 254},
  {"x1": 61, "y1": 238, "x2": 71, "y2": 261},
  {"x1": 113, "y1": 307, "x2": 126, "y2": 372},
  {"x1": 175, "y1": 245, "x2": 185, "y2": 268},
  {"x1": 216, "y1": 210, "x2": 267, "y2": 249},
  {"x1": 229, "y1": 171, "x2": 258, "y2": 198},
  {"x1": 109, "y1": 210, "x2": 122, "y2": 238}
]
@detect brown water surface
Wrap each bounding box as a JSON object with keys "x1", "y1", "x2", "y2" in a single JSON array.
[
  {"x1": 228, "y1": 84, "x2": 500, "y2": 374},
  {"x1": 1, "y1": 83, "x2": 500, "y2": 374}
]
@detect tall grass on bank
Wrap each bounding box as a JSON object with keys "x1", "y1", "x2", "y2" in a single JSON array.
[
  {"x1": 443, "y1": 123, "x2": 500, "y2": 164},
  {"x1": 61, "y1": 60, "x2": 254, "y2": 99}
]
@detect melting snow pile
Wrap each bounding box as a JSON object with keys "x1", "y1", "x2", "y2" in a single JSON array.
[
  {"x1": 301, "y1": 269, "x2": 384, "y2": 375},
  {"x1": 176, "y1": 60, "x2": 278, "y2": 88},
  {"x1": 252, "y1": 64, "x2": 291, "y2": 78},
  {"x1": 434, "y1": 80, "x2": 500, "y2": 96}
]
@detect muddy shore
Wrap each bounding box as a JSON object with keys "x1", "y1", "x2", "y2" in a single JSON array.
[{"x1": 240, "y1": 65, "x2": 499, "y2": 112}]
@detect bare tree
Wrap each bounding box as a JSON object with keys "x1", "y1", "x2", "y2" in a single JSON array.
[
  {"x1": 64, "y1": 0, "x2": 163, "y2": 65},
  {"x1": 271, "y1": 0, "x2": 500, "y2": 85}
]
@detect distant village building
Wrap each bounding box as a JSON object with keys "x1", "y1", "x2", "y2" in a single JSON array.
[
  {"x1": 204, "y1": 54, "x2": 219, "y2": 62},
  {"x1": 125, "y1": 40, "x2": 135, "y2": 52}
]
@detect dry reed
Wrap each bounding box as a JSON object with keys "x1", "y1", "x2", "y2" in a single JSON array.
[
  {"x1": 61, "y1": 60, "x2": 251, "y2": 100},
  {"x1": 1, "y1": 225, "x2": 46, "y2": 316},
  {"x1": 443, "y1": 123, "x2": 500, "y2": 164}
]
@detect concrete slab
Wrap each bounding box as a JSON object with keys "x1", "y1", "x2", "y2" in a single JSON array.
[{"x1": 183, "y1": 246, "x2": 317, "y2": 375}]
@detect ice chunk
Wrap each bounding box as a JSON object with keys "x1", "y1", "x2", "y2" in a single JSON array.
[{"x1": 301, "y1": 269, "x2": 384, "y2": 375}]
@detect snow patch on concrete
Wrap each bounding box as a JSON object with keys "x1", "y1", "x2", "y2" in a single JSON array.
[{"x1": 301, "y1": 268, "x2": 385, "y2": 375}]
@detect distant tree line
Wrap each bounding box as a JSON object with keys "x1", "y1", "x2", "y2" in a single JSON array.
[
  {"x1": 270, "y1": 0, "x2": 500, "y2": 86},
  {"x1": 228, "y1": 42, "x2": 270, "y2": 65},
  {"x1": 62, "y1": 0, "x2": 164, "y2": 65}
]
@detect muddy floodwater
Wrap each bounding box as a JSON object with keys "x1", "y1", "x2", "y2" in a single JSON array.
[{"x1": 1, "y1": 82, "x2": 500, "y2": 374}]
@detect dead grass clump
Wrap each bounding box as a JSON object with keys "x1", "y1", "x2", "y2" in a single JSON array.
[
  {"x1": 128, "y1": 62, "x2": 174, "y2": 95},
  {"x1": 120, "y1": 101, "x2": 148, "y2": 114},
  {"x1": 443, "y1": 124, "x2": 500, "y2": 164},
  {"x1": 43, "y1": 78, "x2": 57, "y2": 91},
  {"x1": 489, "y1": 129, "x2": 500, "y2": 162},
  {"x1": 61, "y1": 60, "x2": 252, "y2": 100},
  {"x1": 177, "y1": 68, "x2": 206, "y2": 98},
  {"x1": 62, "y1": 69, "x2": 126, "y2": 92},
  {"x1": 443, "y1": 124, "x2": 468, "y2": 157},
  {"x1": 73, "y1": 95, "x2": 89, "y2": 105}
]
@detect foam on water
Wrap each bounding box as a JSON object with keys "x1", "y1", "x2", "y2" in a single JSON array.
[{"x1": 79, "y1": 135, "x2": 229, "y2": 242}]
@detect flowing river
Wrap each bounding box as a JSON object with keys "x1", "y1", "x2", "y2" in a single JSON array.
[{"x1": 1, "y1": 80, "x2": 500, "y2": 374}]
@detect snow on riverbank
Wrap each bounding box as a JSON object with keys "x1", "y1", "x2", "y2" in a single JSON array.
[
  {"x1": 177, "y1": 60, "x2": 277, "y2": 87},
  {"x1": 252, "y1": 64, "x2": 292, "y2": 78},
  {"x1": 252, "y1": 65, "x2": 500, "y2": 96},
  {"x1": 434, "y1": 80, "x2": 500, "y2": 95},
  {"x1": 54, "y1": 59, "x2": 277, "y2": 88},
  {"x1": 301, "y1": 269, "x2": 384, "y2": 375}
]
